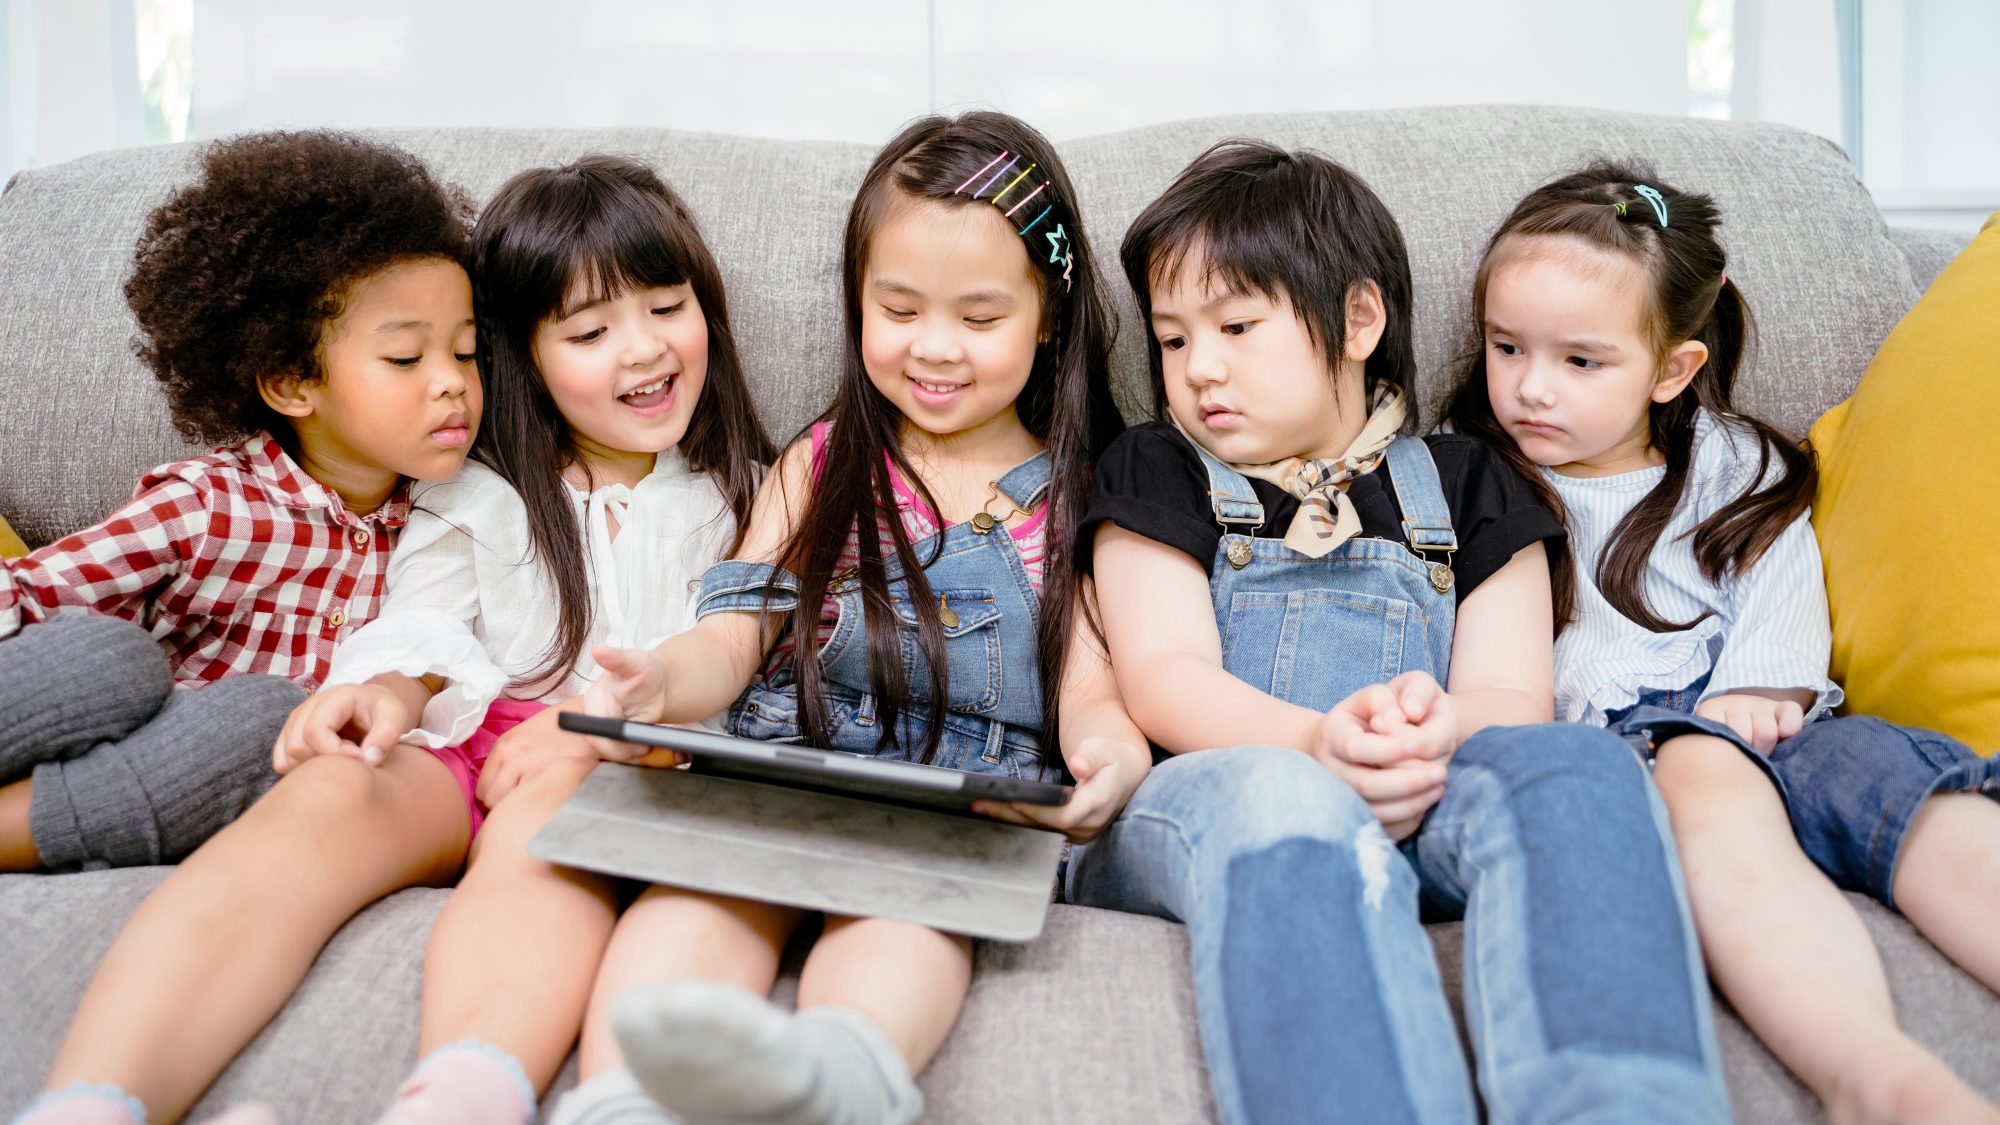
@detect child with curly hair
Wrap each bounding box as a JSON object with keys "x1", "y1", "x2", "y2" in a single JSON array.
[{"x1": 0, "y1": 129, "x2": 478, "y2": 876}]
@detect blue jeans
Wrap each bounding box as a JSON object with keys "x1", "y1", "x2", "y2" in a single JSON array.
[{"x1": 1065, "y1": 728, "x2": 1729, "y2": 1125}]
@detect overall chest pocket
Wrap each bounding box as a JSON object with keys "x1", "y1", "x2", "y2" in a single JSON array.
[
  {"x1": 892, "y1": 587, "x2": 1006, "y2": 715},
  {"x1": 1221, "y1": 588, "x2": 1426, "y2": 713}
]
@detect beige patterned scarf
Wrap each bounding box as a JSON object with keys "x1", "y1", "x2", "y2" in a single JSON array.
[{"x1": 1183, "y1": 385, "x2": 1407, "y2": 558}]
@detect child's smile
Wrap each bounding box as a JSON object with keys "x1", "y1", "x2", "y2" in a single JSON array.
[
  {"x1": 534, "y1": 281, "x2": 709, "y2": 485},
  {"x1": 861, "y1": 197, "x2": 1042, "y2": 449}
]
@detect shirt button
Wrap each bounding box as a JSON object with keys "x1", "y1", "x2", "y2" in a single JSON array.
[
  {"x1": 327, "y1": 609, "x2": 347, "y2": 629},
  {"x1": 352, "y1": 528, "x2": 371, "y2": 548}
]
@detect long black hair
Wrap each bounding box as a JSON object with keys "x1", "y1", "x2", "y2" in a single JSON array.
[
  {"x1": 1443, "y1": 161, "x2": 1815, "y2": 633},
  {"x1": 472, "y1": 155, "x2": 775, "y2": 687},
  {"x1": 779, "y1": 111, "x2": 1120, "y2": 764}
]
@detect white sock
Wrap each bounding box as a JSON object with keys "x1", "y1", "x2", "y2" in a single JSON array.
[
  {"x1": 545, "y1": 1069, "x2": 679, "y2": 1125},
  {"x1": 611, "y1": 980, "x2": 922, "y2": 1125}
]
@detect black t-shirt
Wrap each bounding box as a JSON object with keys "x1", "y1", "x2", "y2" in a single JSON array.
[{"x1": 1080, "y1": 423, "x2": 1565, "y2": 605}]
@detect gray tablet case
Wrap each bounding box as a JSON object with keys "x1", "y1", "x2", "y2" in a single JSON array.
[{"x1": 528, "y1": 762, "x2": 1066, "y2": 942}]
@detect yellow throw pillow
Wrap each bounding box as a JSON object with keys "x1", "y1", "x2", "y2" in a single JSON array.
[
  {"x1": 0, "y1": 512, "x2": 24, "y2": 558},
  {"x1": 1810, "y1": 212, "x2": 2000, "y2": 755}
]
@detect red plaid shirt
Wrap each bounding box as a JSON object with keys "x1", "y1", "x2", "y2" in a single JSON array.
[{"x1": 0, "y1": 432, "x2": 408, "y2": 688}]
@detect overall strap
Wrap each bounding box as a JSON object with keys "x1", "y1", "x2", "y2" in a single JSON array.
[
  {"x1": 1185, "y1": 434, "x2": 1264, "y2": 533},
  {"x1": 1384, "y1": 435, "x2": 1459, "y2": 591},
  {"x1": 991, "y1": 449, "x2": 1054, "y2": 513}
]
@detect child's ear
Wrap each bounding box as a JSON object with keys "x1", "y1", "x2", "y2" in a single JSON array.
[
  {"x1": 257, "y1": 371, "x2": 317, "y2": 420},
  {"x1": 1343, "y1": 280, "x2": 1387, "y2": 363},
  {"x1": 1652, "y1": 340, "x2": 1709, "y2": 403}
]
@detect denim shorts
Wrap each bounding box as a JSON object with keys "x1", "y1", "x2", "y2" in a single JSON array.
[{"x1": 1611, "y1": 700, "x2": 1998, "y2": 908}]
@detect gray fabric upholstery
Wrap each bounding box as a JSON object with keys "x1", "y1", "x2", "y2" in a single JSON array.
[
  {"x1": 4, "y1": 870, "x2": 1998, "y2": 1123},
  {"x1": 1891, "y1": 225, "x2": 1976, "y2": 297},
  {"x1": 0, "y1": 106, "x2": 1926, "y2": 546},
  {"x1": 3, "y1": 107, "x2": 1994, "y2": 1124}
]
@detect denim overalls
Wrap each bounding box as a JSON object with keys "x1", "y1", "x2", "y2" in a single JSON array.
[
  {"x1": 693, "y1": 451, "x2": 1055, "y2": 783},
  {"x1": 1202, "y1": 434, "x2": 1459, "y2": 707},
  {"x1": 1064, "y1": 429, "x2": 1727, "y2": 1125}
]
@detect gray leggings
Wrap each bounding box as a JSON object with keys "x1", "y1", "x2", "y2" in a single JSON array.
[{"x1": 0, "y1": 614, "x2": 304, "y2": 869}]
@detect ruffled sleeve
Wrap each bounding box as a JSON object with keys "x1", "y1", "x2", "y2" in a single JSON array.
[{"x1": 321, "y1": 467, "x2": 514, "y2": 748}]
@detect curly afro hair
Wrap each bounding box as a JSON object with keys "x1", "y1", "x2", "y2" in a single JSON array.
[{"x1": 125, "y1": 130, "x2": 475, "y2": 446}]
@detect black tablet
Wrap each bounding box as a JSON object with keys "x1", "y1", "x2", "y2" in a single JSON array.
[{"x1": 558, "y1": 712, "x2": 1072, "y2": 812}]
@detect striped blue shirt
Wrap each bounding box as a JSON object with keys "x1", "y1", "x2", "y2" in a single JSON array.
[{"x1": 1549, "y1": 410, "x2": 1843, "y2": 726}]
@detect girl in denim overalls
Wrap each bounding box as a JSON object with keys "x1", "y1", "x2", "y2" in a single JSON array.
[
  {"x1": 570, "y1": 113, "x2": 1150, "y2": 1125},
  {"x1": 1070, "y1": 141, "x2": 1731, "y2": 1125},
  {"x1": 1446, "y1": 165, "x2": 2000, "y2": 1124}
]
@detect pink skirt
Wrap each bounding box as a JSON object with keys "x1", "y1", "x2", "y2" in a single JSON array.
[{"x1": 423, "y1": 698, "x2": 550, "y2": 838}]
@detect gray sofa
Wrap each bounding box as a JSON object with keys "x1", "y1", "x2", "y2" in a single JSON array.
[{"x1": 2, "y1": 106, "x2": 1994, "y2": 1124}]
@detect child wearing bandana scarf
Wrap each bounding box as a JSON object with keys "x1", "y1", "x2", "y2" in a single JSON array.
[{"x1": 1064, "y1": 141, "x2": 1732, "y2": 1125}]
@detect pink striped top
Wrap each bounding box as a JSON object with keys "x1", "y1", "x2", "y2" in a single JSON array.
[{"x1": 768, "y1": 424, "x2": 1048, "y2": 667}]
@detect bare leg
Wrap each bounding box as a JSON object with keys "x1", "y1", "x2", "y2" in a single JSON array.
[
  {"x1": 1892, "y1": 791, "x2": 2000, "y2": 993},
  {"x1": 796, "y1": 917, "x2": 971, "y2": 1076},
  {"x1": 415, "y1": 756, "x2": 621, "y2": 1091},
  {"x1": 1654, "y1": 735, "x2": 2000, "y2": 1125},
  {"x1": 0, "y1": 776, "x2": 38, "y2": 871},
  {"x1": 578, "y1": 887, "x2": 802, "y2": 1077},
  {"x1": 41, "y1": 747, "x2": 468, "y2": 1124}
]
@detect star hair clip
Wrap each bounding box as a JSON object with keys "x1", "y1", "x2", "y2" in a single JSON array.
[{"x1": 956, "y1": 150, "x2": 1076, "y2": 292}]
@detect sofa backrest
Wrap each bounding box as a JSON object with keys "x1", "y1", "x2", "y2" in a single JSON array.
[{"x1": 0, "y1": 106, "x2": 1923, "y2": 547}]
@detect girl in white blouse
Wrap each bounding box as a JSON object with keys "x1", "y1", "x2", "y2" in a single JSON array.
[
  {"x1": 27, "y1": 155, "x2": 774, "y2": 1125},
  {"x1": 325, "y1": 156, "x2": 778, "y2": 1125},
  {"x1": 1446, "y1": 164, "x2": 2000, "y2": 1125}
]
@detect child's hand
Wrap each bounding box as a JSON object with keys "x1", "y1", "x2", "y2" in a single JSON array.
[
  {"x1": 576, "y1": 646, "x2": 686, "y2": 769},
  {"x1": 272, "y1": 683, "x2": 412, "y2": 773},
  {"x1": 1380, "y1": 670, "x2": 1462, "y2": 765},
  {"x1": 972, "y1": 737, "x2": 1150, "y2": 844},
  {"x1": 474, "y1": 700, "x2": 603, "y2": 808},
  {"x1": 1309, "y1": 674, "x2": 1452, "y2": 836},
  {"x1": 588, "y1": 643, "x2": 670, "y2": 722},
  {"x1": 1695, "y1": 692, "x2": 1805, "y2": 754}
]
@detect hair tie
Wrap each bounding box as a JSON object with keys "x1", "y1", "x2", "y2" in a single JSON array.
[
  {"x1": 956, "y1": 150, "x2": 1075, "y2": 292},
  {"x1": 1632, "y1": 184, "x2": 1669, "y2": 227},
  {"x1": 1612, "y1": 201, "x2": 1628, "y2": 217}
]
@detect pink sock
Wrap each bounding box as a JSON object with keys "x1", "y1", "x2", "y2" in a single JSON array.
[
  {"x1": 10, "y1": 1083, "x2": 147, "y2": 1125},
  {"x1": 370, "y1": 1041, "x2": 536, "y2": 1125}
]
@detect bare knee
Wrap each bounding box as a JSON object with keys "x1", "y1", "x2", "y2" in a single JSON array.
[
  {"x1": 199, "y1": 754, "x2": 458, "y2": 879},
  {"x1": 613, "y1": 887, "x2": 799, "y2": 980},
  {"x1": 1654, "y1": 735, "x2": 1771, "y2": 803}
]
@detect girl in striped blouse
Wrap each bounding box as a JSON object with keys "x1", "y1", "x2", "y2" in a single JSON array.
[{"x1": 1446, "y1": 163, "x2": 2000, "y2": 1125}]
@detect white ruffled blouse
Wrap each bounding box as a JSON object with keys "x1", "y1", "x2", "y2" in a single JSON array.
[{"x1": 322, "y1": 451, "x2": 736, "y2": 747}]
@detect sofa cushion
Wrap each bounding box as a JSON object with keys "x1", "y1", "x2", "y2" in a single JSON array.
[
  {"x1": 1809, "y1": 212, "x2": 2000, "y2": 754},
  {"x1": 6, "y1": 868, "x2": 1999, "y2": 1123},
  {"x1": 0, "y1": 511, "x2": 23, "y2": 557},
  {"x1": 0, "y1": 109, "x2": 1923, "y2": 545}
]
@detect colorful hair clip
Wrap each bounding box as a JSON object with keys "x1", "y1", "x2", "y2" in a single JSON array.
[
  {"x1": 959, "y1": 150, "x2": 1076, "y2": 293},
  {"x1": 1632, "y1": 184, "x2": 1669, "y2": 227},
  {"x1": 955, "y1": 152, "x2": 1009, "y2": 196}
]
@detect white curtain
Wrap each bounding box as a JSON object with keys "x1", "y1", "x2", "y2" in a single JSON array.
[
  {"x1": 190, "y1": 0, "x2": 1688, "y2": 143},
  {"x1": 1, "y1": 0, "x2": 147, "y2": 187}
]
